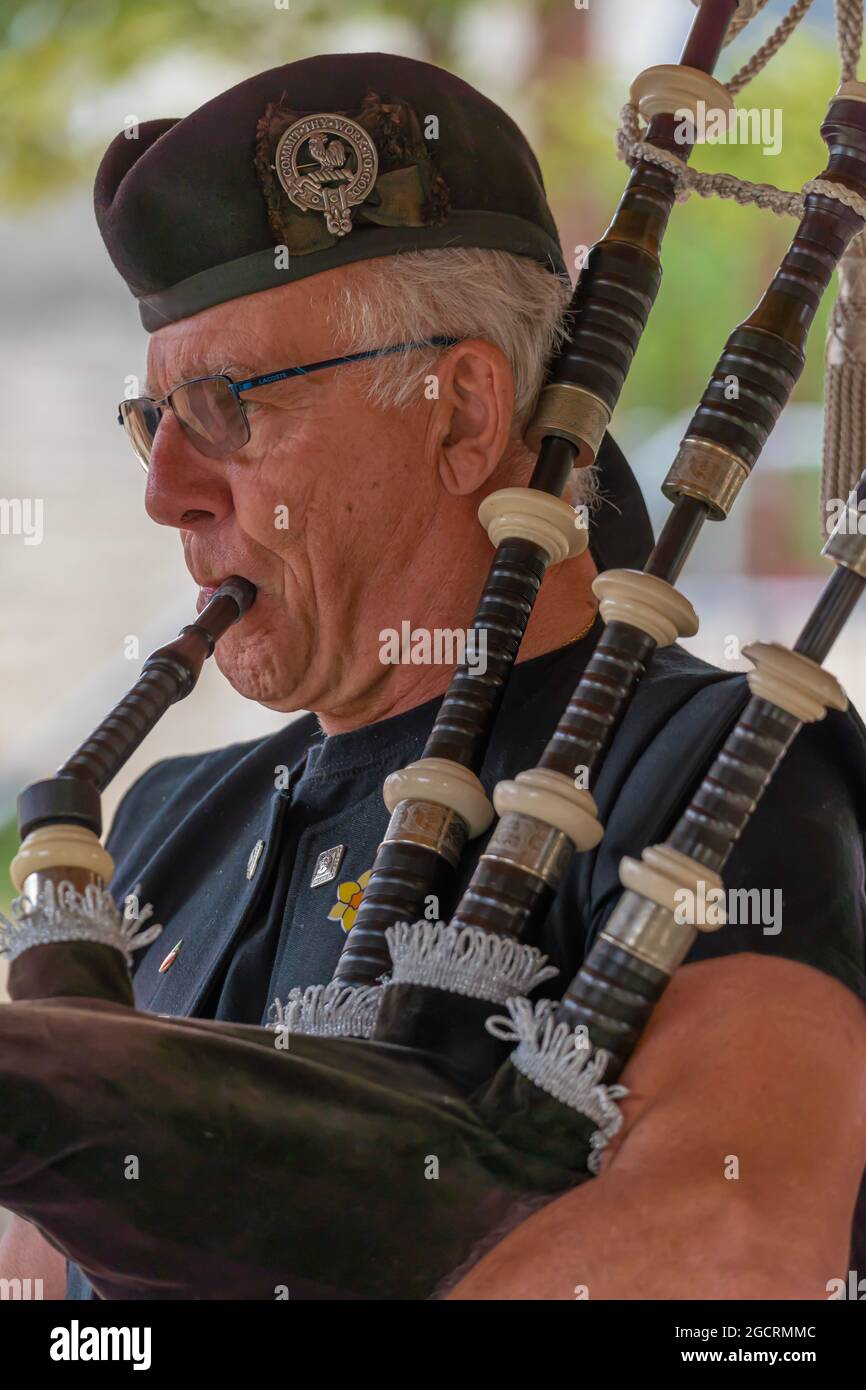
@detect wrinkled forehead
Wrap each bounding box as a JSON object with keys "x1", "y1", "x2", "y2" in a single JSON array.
[{"x1": 144, "y1": 272, "x2": 346, "y2": 394}]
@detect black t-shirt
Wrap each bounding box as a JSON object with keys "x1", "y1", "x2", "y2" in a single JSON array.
[{"x1": 66, "y1": 630, "x2": 866, "y2": 1297}]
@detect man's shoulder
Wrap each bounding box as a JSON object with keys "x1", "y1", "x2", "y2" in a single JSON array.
[
  {"x1": 526, "y1": 635, "x2": 866, "y2": 837},
  {"x1": 641, "y1": 644, "x2": 866, "y2": 811},
  {"x1": 610, "y1": 642, "x2": 866, "y2": 825},
  {"x1": 491, "y1": 634, "x2": 739, "y2": 779},
  {"x1": 543, "y1": 640, "x2": 866, "y2": 1010},
  {"x1": 527, "y1": 635, "x2": 745, "y2": 725}
]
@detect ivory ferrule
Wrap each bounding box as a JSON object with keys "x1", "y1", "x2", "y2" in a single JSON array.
[
  {"x1": 835, "y1": 80, "x2": 866, "y2": 105},
  {"x1": 477, "y1": 487, "x2": 586, "y2": 565},
  {"x1": 382, "y1": 798, "x2": 468, "y2": 868},
  {"x1": 492, "y1": 768, "x2": 603, "y2": 851},
  {"x1": 618, "y1": 843, "x2": 725, "y2": 927},
  {"x1": 599, "y1": 892, "x2": 697, "y2": 977},
  {"x1": 383, "y1": 758, "x2": 493, "y2": 838},
  {"x1": 11, "y1": 824, "x2": 115, "y2": 895},
  {"x1": 662, "y1": 437, "x2": 749, "y2": 520},
  {"x1": 743, "y1": 642, "x2": 847, "y2": 722},
  {"x1": 629, "y1": 64, "x2": 735, "y2": 124},
  {"x1": 523, "y1": 383, "x2": 610, "y2": 463},
  {"x1": 592, "y1": 569, "x2": 698, "y2": 646}
]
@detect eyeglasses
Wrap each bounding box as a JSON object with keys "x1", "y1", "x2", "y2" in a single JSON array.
[{"x1": 118, "y1": 337, "x2": 458, "y2": 471}]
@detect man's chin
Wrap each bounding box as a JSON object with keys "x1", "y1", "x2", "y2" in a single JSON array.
[{"x1": 213, "y1": 630, "x2": 302, "y2": 710}]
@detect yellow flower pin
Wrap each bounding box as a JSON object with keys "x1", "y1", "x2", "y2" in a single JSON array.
[{"x1": 327, "y1": 869, "x2": 372, "y2": 933}]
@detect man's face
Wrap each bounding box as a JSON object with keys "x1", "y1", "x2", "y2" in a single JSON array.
[{"x1": 143, "y1": 269, "x2": 441, "y2": 717}]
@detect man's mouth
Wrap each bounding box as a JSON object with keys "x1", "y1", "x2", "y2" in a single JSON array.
[
  {"x1": 196, "y1": 587, "x2": 217, "y2": 613},
  {"x1": 194, "y1": 577, "x2": 257, "y2": 614}
]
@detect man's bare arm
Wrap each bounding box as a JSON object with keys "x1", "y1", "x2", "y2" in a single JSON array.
[
  {"x1": 447, "y1": 952, "x2": 866, "y2": 1300},
  {"x1": 0, "y1": 1215, "x2": 68, "y2": 1299}
]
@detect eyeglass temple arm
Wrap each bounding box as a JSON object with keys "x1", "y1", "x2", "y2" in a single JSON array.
[{"x1": 230, "y1": 337, "x2": 458, "y2": 396}]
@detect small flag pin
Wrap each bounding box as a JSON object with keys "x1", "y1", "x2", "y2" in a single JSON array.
[{"x1": 159, "y1": 940, "x2": 183, "y2": 973}]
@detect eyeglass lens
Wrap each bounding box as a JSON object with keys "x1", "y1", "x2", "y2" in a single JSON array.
[{"x1": 120, "y1": 377, "x2": 250, "y2": 469}]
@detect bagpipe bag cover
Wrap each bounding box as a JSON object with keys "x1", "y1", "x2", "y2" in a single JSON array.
[{"x1": 0, "y1": 941, "x2": 590, "y2": 1300}]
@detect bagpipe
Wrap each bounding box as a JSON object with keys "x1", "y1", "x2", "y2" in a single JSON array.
[{"x1": 3, "y1": 0, "x2": 866, "y2": 1299}]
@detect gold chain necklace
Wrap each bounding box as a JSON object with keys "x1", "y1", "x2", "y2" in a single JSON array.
[{"x1": 560, "y1": 608, "x2": 598, "y2": 649}]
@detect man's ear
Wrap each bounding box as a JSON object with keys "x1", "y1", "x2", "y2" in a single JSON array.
[{"x1": 429, "y1": 340, "x2": 516, "y2": 496}]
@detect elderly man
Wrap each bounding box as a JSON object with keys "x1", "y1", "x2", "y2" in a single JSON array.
[{"x1": 3, "y1": 52, "x2": 866, "y2": 1302}]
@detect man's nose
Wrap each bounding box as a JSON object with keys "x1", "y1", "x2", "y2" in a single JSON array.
[{"x1": 144, "y1": 411, "x2": 234, "y2": 529}]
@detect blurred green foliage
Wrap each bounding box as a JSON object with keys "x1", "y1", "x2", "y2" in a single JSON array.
[
  {"x1": 0, "y1": 0, "x2": 842, "y2": 419},
  {"x1": 0, "y1": 815, "x2": 18, "y2": 915},
  {"x1": 539, "y1": 42, "x2": 840, "y2": 416},
  {"x1": 0, "y1": 0, "x2": 560, "y2": 195}
]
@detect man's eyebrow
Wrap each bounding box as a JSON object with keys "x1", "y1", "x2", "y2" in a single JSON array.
[
  {"x1": 221, "y1": 358, "x2": 280, "y2": 378},
  {"x1": 143, "y1": 358, "x2": 267, "y2": 396}
]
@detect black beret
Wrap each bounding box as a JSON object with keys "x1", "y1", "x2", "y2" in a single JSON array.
[{"x1": 94, "y1": 52, "x2": 568, "y2": 331}]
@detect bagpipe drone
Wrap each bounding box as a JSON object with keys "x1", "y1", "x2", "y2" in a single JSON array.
[{"x1": 3, "y1": 0, "x2": 866, "y2": 1299}]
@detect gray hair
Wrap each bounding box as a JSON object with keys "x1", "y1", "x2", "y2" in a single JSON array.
[{"x1": 325, "y1": 248, "x2": 573, "y2": 432}]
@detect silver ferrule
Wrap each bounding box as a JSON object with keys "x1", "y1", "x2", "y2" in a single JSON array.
[
  {"x1": 20, "y1": 865, "x2": 104, "y2": 908},
  {"x1": 599, "y1": 890, "x2": 697, "y2": 977},
  {"x1": 383, "y1": 798, "x2": 467, "y2": 868},
  {"x1": 662, "y1": 437, "x2": 749, "y2": 520},
  {"x1": 482, "y1": 812, "x2": 572, "y2": 888},
  {"x1": 523, "y1": 383, "x2": 610, "y2": 463}
]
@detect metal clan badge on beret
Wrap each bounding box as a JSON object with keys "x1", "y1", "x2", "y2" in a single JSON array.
[{"x1": 275, "y1": 113, "x2": 378, "y2": 237}]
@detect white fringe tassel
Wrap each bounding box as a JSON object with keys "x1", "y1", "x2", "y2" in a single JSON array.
[
  {"x1": 0, "y1": 879, "x2": 162, "y2": 970},
  {"x1": 270, "y1": 919, "x2": 559, "y2": 1040},
  {"x1": 385, "y1": 919, "x2": 559, "y2": 1003},
  {"x1": 271, "y1": 980, "x2": 384, "y2": 1039},
  {"x1": 487, "y1": 997, "x2": 629, "y2": 1175}
]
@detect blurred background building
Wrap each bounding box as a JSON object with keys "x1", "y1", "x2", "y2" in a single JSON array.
[{"x1": 0, "y1": 0, "x2": 860, "y2": 937}]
